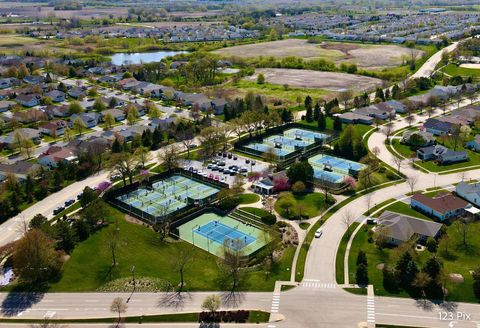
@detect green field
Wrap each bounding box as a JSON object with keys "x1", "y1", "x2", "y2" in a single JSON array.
[
  {"x1": 238, "y1": 193, "x2": 261, "y2": 204},
  {"x1": 441, "y1": 63, "x2": 480, "y2": 79},
  {"x1": 274, "y1": 192, "x2": 332, "y2": 219},
  {"x1": 48, "y1": 207, "x2": 294, "y2": 292}
]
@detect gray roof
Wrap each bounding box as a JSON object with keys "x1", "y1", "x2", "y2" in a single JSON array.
[{"x1": 377, "y1": 210, "x2": 442, "y2": 242}]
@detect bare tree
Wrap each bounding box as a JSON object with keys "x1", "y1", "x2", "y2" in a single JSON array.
[
  {"x1": 110, "y1": 297, "x2": 127, "y2": 327},
  {"x1": 454, "y1": 218, "x2": 470, "y2": 248},
  {"x1": 382, "y1": 124, "x2": 394, "y2": 141},
  {"x1": 371, "y1": 146, "x2": 381, "y2": 158},
  {"x1": 364, "y1": 192, "x2": 374, "y2": 215},
  {"x1": 218, "y1": 240, "x2": 247, "y2": 306},
  {"x1": 405, "y1": 114, "x2": 415, "y2": 127},
  {"x1": 201, "y1": 294, "x2": 221, "y2": 313},
  {"x1": 172, "y1": 247, "x2": 194, "y2": 292},
  {"x1": 30, "y1": 319, "x2": 68, "y2": 328},
  {"x1": 176, "y1": 126, "x2": 196, "y2": 159},
  {"x1": 108, "y1": 225, "x2": 120, "y2": 268},
  {"x1": 406, "y1": 175, "x2": 419, "y2": 193},
  {"x1": 158, "y1": 144, "x2": 181, "y2": 171},
  {"x1": 391, "y1": 155, "x2": 403, "y2": 174},
  {"x1": 342, "y1": 210, "x2": 355, "y2": 239}
]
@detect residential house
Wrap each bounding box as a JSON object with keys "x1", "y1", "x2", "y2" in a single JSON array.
[
  {"x1": 87, "y1": 66, "x2": 111, "y2": 75},
  {"x1": 0, "y1": 161, "x2": 40, "y2": 182},
  {"x1": 46, "y1": 104, "x2": 70, "y2": 118},
  {"x1": 180, "y1": 93, "x2": 209, "y2": 107},
  {"x1": 429, "y1": 85, "x2": 458, "y2": 101},
  {"x1": 38, "y1": 146, "x2": 78, "y2": 168},
  {"x1": 39, "y1": 120, "x2": 67, "y2": 136},
  {"x1": 101, "y1": 108, "x2": 125, "y2": 122},
  {"x1": 151, "y1": 86, "x2": 176, "y2": 100},
  {"x1": 417, "y1": 144, "x2": 468, "y2": 164},
  {"x1": 423, "y1": 118, "x2": 455, "y2": 136},
  {"x1": 0, "y1": 77, "x2": 20, "y2": 89},
  {"x1": 23, "y1": 75, "x2": 45, "y2": 85},
  {"x1": 15, "y1": 94, "x2": 40, "y2": 108},
  {"x1": 117, "y1": 125, "x2": 152, "y2": 142},
  {"x1": 97, "y1": 76, "x2": 117, "y2": 84},
  {"x1": 67, "y1": 136, "x2": 110, "y2": 156},
  {"x1": 211, "y1": 98, "x2": 228, "y2": 115},
  {"x1": 123, "y1": 103, "x2": 145, "y2": 117},
  {"x1": 79, "y1": 99, "x2": 94, "y2": 111},
  {"x1": 0, "y1": 100, "x2": 15, "y2": 112},
  {"x1": 70, "y1": 113, "x2": 101, "y2": 129},
  {"x1": 376, "y1": 211, "x2": 442, "y2": 245},
  {"x1": 100, "y1": 96, "x2": 125, "y2": 108},
  {"x1": 408, "y1": 94, "x2": 430, "y2": 108},
  {"x1": 402, "y1": 130, "x2": 435, "y2": 147},
  {"x1": 150, "y1": 116, "x2": 177, "y2": 130},
  {"x1": 467, "y1": 135, "x2": 480, "y2": 151},
  {"x1": 385, "y1": 100, "x2": 406, "y2": 113},
  {"x1": 45, "y1": 90, "x2": 66, "y2": 103},
  {"x1": 354, "y1": 104, "x2": 395, "y2": 120},
  {"x1": 337, "y1": 112, "x2": 374, "y2": 125},
  {"x1": 12, "y1": 108, "x2": 47, "y2": 124},
  {"x1": 455, "y1": 181, "x2": 480, "y2": 208},
  {"x1": 0, "y1": 128, "x2": 42, "y2": 149},
  {"x1": 67, "y1": 87, "x2": 86, "y2": 99},
  {"x1": 410, "y1": 192, "x2": 469, "y2": 221}
]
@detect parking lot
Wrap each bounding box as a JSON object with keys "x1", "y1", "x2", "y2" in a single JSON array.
[{"x1": 182, "y1": 152, "x2": 269, "y2": 186}]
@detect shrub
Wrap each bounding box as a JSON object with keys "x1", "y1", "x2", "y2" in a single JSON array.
[
  {"x1": 426, "y1": 237, "x2": 438, "y2": 253},
  {"x1": 276, "y1": 221, "x2": 287, "y2": 228},
  {"x1": 217, "y1": 197, "x2": 240, "y2": 211},
  {"x1": 291, "y1": 181, "x2": 306, "y2": 194},
  {"x1": 261, "y1": 213, "x2": 277, "y2": 225}
]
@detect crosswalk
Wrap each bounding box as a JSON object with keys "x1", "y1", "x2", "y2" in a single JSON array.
[
  {"x1": 300, "y1": 279, "x2": 336, "y2": 289},
  {"x1": 367, "y1": 294, "x2": 375, "y2": 326},
  {"x1": 270, "y1": 292, "x2": 281, "y2": 313}
]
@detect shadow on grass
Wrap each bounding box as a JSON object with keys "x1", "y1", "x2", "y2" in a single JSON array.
[{"x1": 0, "y1": 284, "x2": 47, "y2": 316}]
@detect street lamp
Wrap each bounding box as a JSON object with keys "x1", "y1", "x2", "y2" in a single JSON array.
[{"x1": 131, "y1": 265, "x2": 136, "y2": 288}]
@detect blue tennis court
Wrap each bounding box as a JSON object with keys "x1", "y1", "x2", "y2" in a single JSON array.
[{"x1": 194, "y1": 221, "x2": 256, "y2": 250}]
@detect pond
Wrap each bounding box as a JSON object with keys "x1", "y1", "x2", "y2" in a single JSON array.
[{"x1": 109, "y1": 50, "x2": 187, "y2": 65}]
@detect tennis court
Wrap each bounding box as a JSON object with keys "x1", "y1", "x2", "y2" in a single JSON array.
[
  {"x1": 115, "y1": 175, "x2": 220, "y2": 219},
  {"x1": 309, "y1": 154, "x2": 365, "y2": 176},
  {"x1": 242, "y1": 128, "x2": 329, "y2": 159},
  {"x1": 178, "y1": 212, "x2": 268, "y2": 257}
]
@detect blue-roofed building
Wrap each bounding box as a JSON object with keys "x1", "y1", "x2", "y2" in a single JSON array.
[
  {"x1": 456, "y1": 182, "x2": 480, "y2": 207},
  {"x1": 423, "y1": 118, "x2": 455, "y2": 136},
  {"x1": 308, "y1": 153, "x2": 365, "y2": 190}
]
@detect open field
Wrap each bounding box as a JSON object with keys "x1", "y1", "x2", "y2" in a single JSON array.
[
  {"x1": 0, "y1": 6, "x2": 129, "y2": 19},
  {"x1": 213, "y1": 39, "x2": 424, "y2": 69},
  {"x1": 246, "y1": 68, "x2": 383, "y2": 92},
  {"x1": 0, "y1": 34, "x2": 65, "y2": 54},
  {"x1": 440, "y1": 63, "x2": 480, "y2": 78}
]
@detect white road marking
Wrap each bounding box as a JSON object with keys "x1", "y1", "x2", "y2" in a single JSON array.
[
  {"x1": 367, "y1": 296, "x2": 375, "y2": 325},
  {"x1": 300, "y1": 281, "x2": 336, "y2": 289}
]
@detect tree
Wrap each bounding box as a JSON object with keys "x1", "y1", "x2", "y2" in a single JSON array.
[
  {"x1": 54, "y1": 220, "x2": 77, "y2": 253},
  {"x1": 317, "y1": 111, "x2": 326, "y2": 130},
  {"x1": 176, "y1": 125, "x2": 195, "y2": 159},
  {"x1": 93, "y1": 98, "x2": 106, "y2": 111},
  {"x1": 382, "y1": 124, "x2": 394, "y2": 141},
  {"x1": 126, "y1": 105, "x2": 139, "y2": 126},
  {"x1": 13, "y1": 131, "x2": 35, "y2": 159},
  {"x1": 338, "y1": 89, "x2": 353, "y2": 109},
  {"x1": 256, "y1": 73, "x2": 265, "y2": 84},
  {"x1": 333, "y1": 116, "x2": 342, "y2": 131},
  {"x1": 110, "y1": 297, "x2": 127, "y2": 327},
  {"x1": 218, "y1": 240, "x2": 247, "y2": 300},
  {"x1": 133, "y1": 146, "x2": 151, "y2": 168},
  {"x1": 413, "y1": 272, "x2": 432, "y2": 299},
  {"x1": 108, "y1": 225, "x2": 120, "y2": 267},
  {"x1": 406, "y1": 175, "x2": 418, "y2": 193},
  {"x1": 276, "y1": 192, "x2": 296, "y2": 218},
  {"x1": 426, "y1": 237, "x2": 438, "y2": 253},
  {"x1": 342, "y1": 210, "x2": 355, "y2": 239},
  {"x1": 72, "y1": 117, "x2": 86, "y2": 136},
  {"x1": 68, "y1": 101, "x2": 83, "y2": 115},
  {"x1": 313, "y1": 102, "x2": 321, "y2": 121},
  {"x1": 201, "y1": 294, "x2": 221, "y2": 313},
  {"x1": 291, "y1": 181, "x2": 306, "y2": 194},
  {"x1": 356, "y1": 263, "x2": 369, "y2": 285},
  {"x1": 148, "y1": 104, "x2": 161, "y2": 119},
  {"x1": 472, "y1": 267, "x2": 480, "y2": 299},
  {"x1": 356, "y1": 250, "x2": 367, "y2": 266},
  {"x1": 29, "y1": 214, "x2": 48, "y2": 230},
  {"x1": 454, "y1": 218, "x2": 470, "y2": 248},
  {"x1": 171, "y1": 247, "x2": 194, "y2": 292},
  {"x1": 438, "y1": 234, "x2": 451, "y2": 258},
  {"x1": 364, "y1": 192, "x2": 374, "y2": 215},
  {"x1": 286, "y1": 161, "x2": 314, "y2": 185},
  {"x1": 12, "y1": 229, "x2": 62, "y2": 284},
  {"x1": 158, "y1": 144, "x2": 180, "y2": 172},
  {"x1": 107, "y1": 152, "x2": 139, "y2": 185},
  {"x1": 103, "y1": 113, "x2": 115, "y2": 130},
  {"x1": 391, "y1": 155, "x2": 403, "y2": 174},
  {"x1": 79, "y1": 186, "x2": 98, "y2": 208},
  {"x1": 405, "y1": 114, "x2": 415, "y2": 127}
]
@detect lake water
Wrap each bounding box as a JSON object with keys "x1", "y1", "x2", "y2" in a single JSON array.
[{"x1": 110, "y1": 50, "x2": 187, "y2": 65}]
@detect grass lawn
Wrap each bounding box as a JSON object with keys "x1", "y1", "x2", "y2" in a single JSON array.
[
  {"x1": 239, "y1": 207, "x2": 270, "y2": 218},
  {"x1": 335, "y1": 222, "x2": 360, "y2": 284},
  {"x1": 298, "y1": 119, "x2": 374, "y2": 138},
  {"x1": 237, "y1": 193, "x2": 260, "y2": 205},
  {"x1": 227, "y1": 79, "x2": 333, "y2": 105},
  {"x1": 47, "y1": 207, "x2": 294, "y2": 292},
  {"x1": 372, "y1": 200, "x2": 433, "y2": 222},
  {"x1": 390, "y1": 139, "x2": 417, "y2": 158},
  {"x1": 348, "y1": 222, "x2": 480, "y2": 302},
  {"x1": 299, "y1": 222, "x2": 310, "y2": 230},
  {"x1": 343, "y1": 287, "x2": 368, "y2": 295},
  {"x1": 274, "y1": 192, "x2": 331, "y2": 219},
  {"x1": 441, "y1": 63, "x2": 480, "y2": 79},
  {"x1": 415, "y1": 149, "x2": 480, "y2": 173}
]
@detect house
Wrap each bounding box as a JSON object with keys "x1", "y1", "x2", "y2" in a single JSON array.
[
  {"x1": 408, "y1": 94, "x2": 430, "y2": 108},
  {"x1": 355, "y1": 105, "x2": 394, "y2": 120},
  {"x1": 101, "y1": 108, "x2": 125, "y2": 122},
  {"x1": 87, "y1": 66, "x2": 111, "y2": 75},
  {"x1": 376, "y1": 211, "x2": 442, "y2": 245},
  {"x1": 67, "y1": 136, "x2": 110, "y2": 156},
  {"x1": 0, "y1": 77, "x2": 20, "y2": 89},
  {"x1": 152, "y1": 86, "x2": 176, "y2": 100},
  {"x1": 23, "y1": 75, "x2": 45, "y2": 85},
  {"x1": 385, "y1": 100, "x2": 406, "y2": 113},
  {"x1": 410, "y1": 192, "x2": 469, "y2": 221},
  {"x1": 0, "y1": 161, "x2": 40, "y2": 182},
  {"x1": 123, "y1": 103, "x2": 145, "y2": 117},
  {"x1": 38, "y1": 146, "x2": 78, "y2": 168},
  {"x1": 211, "y1": 98, "x2": 228, "y2": 115},
  {"x1": 338, "y1": 112, "x2": 374, "y2": 125},
  {"x1": 45, "y1": 90, "x2": 66, "y2": 103},
  {"x1": 402, "y1": 130, "x2": 435, "y2": 147},
  {"x1": 100, "y1": 96, "x2": 124, "y2": 108},
  {"x1": 67, "y1": 87, "x2": 86, "y2": 99},
  {"x1": 15, "y1": 94, "x2": 40, "y2": 107},
  {"x1": 117, "y1": 125, "x2": 152, "y2": 142},
  {"x1": 423, "y1": 118, "x2": 455, "y2": 136},
  {"x1": 150, "y1": 116, "x2": 177, "y2": 130},
  {"x1": 417, "y1": 144, "x2": 468, "y2": 163},
  {"x1": 0, "y1": 128, "x2": 42, "y2": 149},
  {"x1": 180, "y1": 93, "x2": 209, "y2": 107},
  {"x1": 12, "y1": 108, "x2": 47, "y2": 123},
  {"x1": 0, "y1": 100, "x2": 15, "y2": 112},
  {"x1": 430, "y1": 85, "x2": 458, "y2": 101},
  {"x1": 46, "y1": 104, "x2": 70, "y2": 118},
  {"x1": 70, "y1": 113, "x2": 101, "y2": 128},
  {"x1": 467, "y1": 135, "x2": 480, "y2": 151},
  {"x1": 456, "y1": 181, "x2": 480, "y2": 208},
  {"x1": 97, "y1": 76, "x2": 117, "y2": 84},
  {"x1": 39, "y1": 120, "x2": 67, "y2": 136},
  {"x1": 79, "y1": 99, "x2": 94, "y2": 111}
]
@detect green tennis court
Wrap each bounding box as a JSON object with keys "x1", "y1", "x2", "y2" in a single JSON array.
[{"x1": 178, "y1": 212, "x2": 268, "y2": 257}]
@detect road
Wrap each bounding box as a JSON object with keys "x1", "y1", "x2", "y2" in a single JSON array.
[{"x1": 411, "y1": 41, "x2": 460, "y2": 79}]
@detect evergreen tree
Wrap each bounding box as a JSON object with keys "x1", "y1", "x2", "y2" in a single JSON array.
[
  {"x1": 305, "y1": 106, "x2": 313, "y2": 123},
  {"x1": 375, "y1": 88, "x2": 385, "y2": 101},
  {"x1": 423, "y1": 257, "x2": 442, "y2": 280},
  {"x1": 333, "y1": 116, "x2": 342, "y2": 131},
  {"x1": 313, "y1": 103, "x2": 320, "y2": 121},
  {"x1": 152, "y1": 127, "x2": 163, "y2": 148},
  {"x1": 356, "y1": 263, "x2": 369, "y2": 285},
  {"x1": 403, "y1": 260, "x2": 419, "y2": 290},
  {"x1": 317, "y1": 111, "x2": 326, "y2": 130},
  {"x1": 111, "y1": 138, "x2": 122, "y2": 153},
  {"x1": 304, "y1": 95, "x2": 312, "y2": 110},
  {"x1": 356, "y1": 250, "x2": 368, "y2": 266}
]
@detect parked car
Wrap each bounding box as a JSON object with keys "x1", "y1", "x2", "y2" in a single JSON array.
[
  {"x1": 314, "y1": 229, "x2": 323, "y2": 238},
  {"x1": 53, "y1": 207, "x2": 65, "y2": 215},
  {"x1": 218, "y1": 161, "x2": 226, "y2": 167},
  {"x1": 65, "y1": 199, "x2": 75, "y2": 207},
  {"x1": 245, "y1": 159, "x2": 250, "y2": 164}
]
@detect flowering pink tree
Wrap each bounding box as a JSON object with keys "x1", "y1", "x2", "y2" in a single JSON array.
[
  {"x1": 248, "y1": 171, "x2": 263, "y2": 182},
  {"x1": 97, "y1": 181, "x2": 112, "y2": 193},
  {"x1": 273, "y1": 176, "x2": 290, "y2": 192},
  {"x1": 344, "y1": 176, "x2": 357, "y2": 190}
]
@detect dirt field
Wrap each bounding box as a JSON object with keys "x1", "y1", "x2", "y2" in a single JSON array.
[
  {"x1": 213, "y1": 39, "x2": 424, "y2": 70},
  {"x1": 460, "y1": 63, "x2": 480, "y2": 69},
  {"x1": 246, "y1": 68, "x2": 383, "y2": 92}
]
